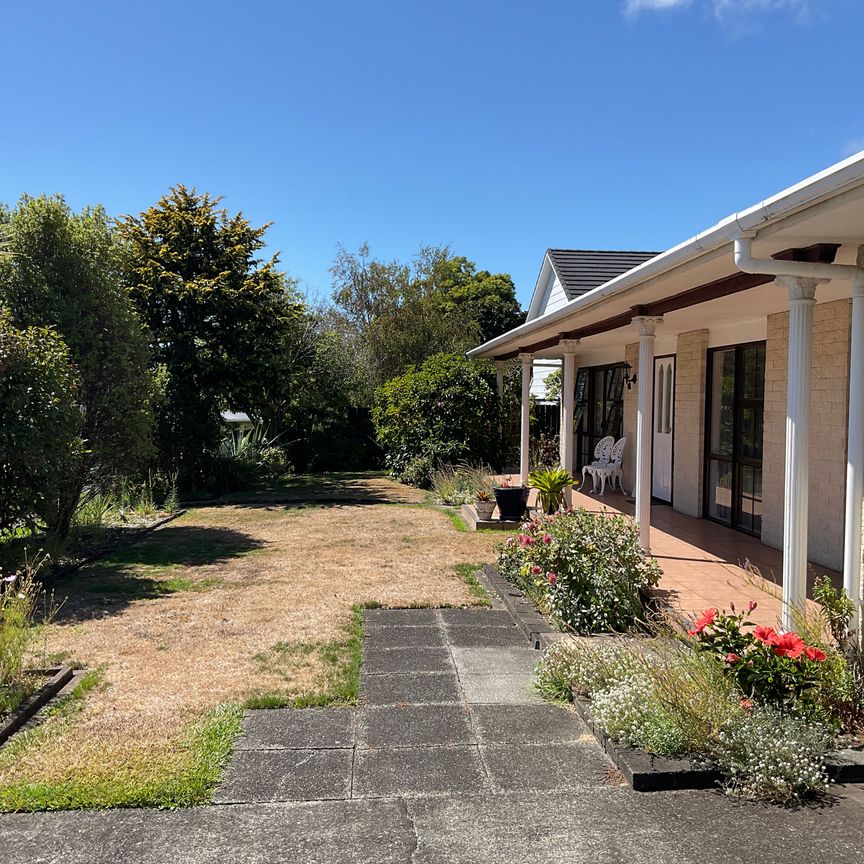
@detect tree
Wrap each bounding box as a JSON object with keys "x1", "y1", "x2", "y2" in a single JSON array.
[
  {"x1": 416, "y1": 249, "x2": 524, "y2": 343},
  {"x1": 0, "y1": 195, "x2": 154, "y2": 546},
  {"x1": 118, "y1": 186, "x2": 299, "y2": 483},
  {"x1": 372, "y1": 352, "x2": 505, "y2": 485},
  {"x1": 0, "y1": 312, "x2": 82, "y2": 537}
]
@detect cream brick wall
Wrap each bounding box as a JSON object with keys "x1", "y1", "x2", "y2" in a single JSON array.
[
  {"x1": 622, "y1": 342, "x2": 640, "y2": 493},
  {"x1": 673, "y1": 330, "x2": 709, "y2": 518},
  {"x1": 761, "y1": 299, "x2": 852, "y2": 571}
]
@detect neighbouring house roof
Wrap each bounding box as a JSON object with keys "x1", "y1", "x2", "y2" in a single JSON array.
[
  {"x1": 547, "y1": 249, "x2": 658, "y2": 300},
  {"x1": 221, "y1": 410, "x2": 252, "y2": 424}
]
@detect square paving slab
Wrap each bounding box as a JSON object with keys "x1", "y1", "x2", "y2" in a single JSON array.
[
  {"x1": 459, "y1": 673, "x2": 543, "y2": 705},
  {"x1": 235, "y1": 709, "x2": 355, "y2": 750},
  {"x1": 363, "y1": 608, "x2": 440, "y2": 627},
  {"x1": 214, "y1": 749, "x2": 353, "y2": 803},
  {"x1": 445, "y1": 624, "x2": 529, "y2": 648},
  {"x1": 439, "y1": 609, "x2": 514, "y2": 628},
  {"x1": 360, "y1": 672, "x2": 462, "y2": 706},
  {"x1": 353, "y1": 746, "x2": 487, "y2": 798},
  {"x1": 363, "y1": 625, "x2": 447, "y2": 649},
  {"x1": 471, "y1": 704, "x2": 589, "y2": 745},
  {"x1": 360, "y1": 704, "x2": 475, "y2": 748},
  {"x1": 451, "y1": 646, "x2": 540, "y2": 675},
  {"x1": 483, "y1": 742, "x2": 611, "y2": 791},
  {"x1": 362, "y1": 646, "x2": 454, "y2": 674}
]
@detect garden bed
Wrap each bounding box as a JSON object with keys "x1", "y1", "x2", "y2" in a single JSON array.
[{"x1": 0, "y1": 666, "x2": 75, "y2": 748}]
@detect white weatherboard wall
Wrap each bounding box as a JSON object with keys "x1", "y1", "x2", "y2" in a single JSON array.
[
  {"x1": 530, "y1": 362, "x2": 561, "y2": 401},
  {"x1": 528, "y1": 267, "x2": 569, "y2": 321}
]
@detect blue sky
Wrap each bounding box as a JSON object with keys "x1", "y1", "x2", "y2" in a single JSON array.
[{"x1": 2, "y1": 0, "x2": 861, "y2": 306}]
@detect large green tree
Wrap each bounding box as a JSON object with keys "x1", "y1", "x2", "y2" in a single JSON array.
[
  {"x1": 118, "y1": 186, "x2": 301, "y2": 482},
  {"x1": 0, "y1": 196, "x2": 154, "y2": 546},
  {"x1": 0, "y1": 312, "x2": 82, "y2": 537},
  {"x1": 330, "y1": 244, "x2": 523, "y2": 402}
]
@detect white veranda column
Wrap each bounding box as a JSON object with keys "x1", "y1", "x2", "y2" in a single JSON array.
[
  {"x1": 844, "y1": 262, "x2": 864, "y2": 635},
  {"x1": 519, "y1": 353, "x2": 533, "y2": 485},
  {"x1": 632, "y1": 316, "x2": 663, "y2": 551},
  {"x1": 558, "y1": 340, "x2": 580, "y2": 504},
  {"x1": 496, "y1": 360, "x2": 506, "y2": 442},
  {"x1": 779, "y1": 275, "x2": 819, "y2": 631}
]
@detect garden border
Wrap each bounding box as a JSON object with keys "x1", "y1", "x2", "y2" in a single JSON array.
[
  {"x1": 481, "y1": 563, "x2": 864, "y2": 791},
  {"x1": 0, "y1": 665, "x2": 75, "y2": 747}
]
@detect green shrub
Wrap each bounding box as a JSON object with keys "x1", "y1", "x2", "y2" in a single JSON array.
[
  {"x1": 499, "y1": 509, "x2": 661, "y2": 634},
  {"x1": 708, "y1": 705, "x2": 831, "y2": 802},
  {"x1": 0, "y1": 564, "x2": 45, "y2": 712},
  {"x1": 372, "y1": 353, "x2": 505, "y2": 486},
  {"x1": 0, "y1": 311, "x2": 82, "y2": 537}
]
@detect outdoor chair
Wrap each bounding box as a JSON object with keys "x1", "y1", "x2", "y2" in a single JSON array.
[
  {"x1": 585, "y1": 437, "x2": 627, "y2": 496},
  {"x1": 580, "y1": 435, "x2": 615, "y2": 492}
]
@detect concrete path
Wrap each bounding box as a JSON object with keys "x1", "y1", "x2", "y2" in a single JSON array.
[{"x1": 3, "y1": 607, "x2": 864, "y2": 863}]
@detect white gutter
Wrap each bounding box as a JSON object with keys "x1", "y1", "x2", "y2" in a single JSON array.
[{"x1": 469, "y1": 150, "x2": 864, "y2": 358}]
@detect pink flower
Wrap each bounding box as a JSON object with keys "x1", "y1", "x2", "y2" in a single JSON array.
[
  {"x1": 547, "y1": 572, "x2": 558, "y2": 586},
  {"x1": 740, "y1": 698, "x2": 754, "y2": 711},
  {"x1": 531, "y1": 566, "x2": 542, "y2": 575},
  {"x1": 725, "y1": 653, "x2": 741, "y2": 664},
  {"x1": 518, "y1": 535, "x2": 536, "y2": 548},
  {"x1": 542, "y1": 533, "x2": 552, "y2": 545},
  {"x1": 747, "y1": 600, "x2": 758, "y2": 613}
]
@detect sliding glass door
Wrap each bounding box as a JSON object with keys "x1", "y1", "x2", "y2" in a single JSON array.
[{"x1": 704, "y1": 343, "x2": 765, "y2": 535}]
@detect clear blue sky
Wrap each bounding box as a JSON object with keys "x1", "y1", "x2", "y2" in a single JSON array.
[{"x1": 2, "y1": 1, "x2": 861, "y2": 307}]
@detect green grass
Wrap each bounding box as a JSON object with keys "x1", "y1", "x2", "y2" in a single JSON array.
[
  {"x1": 242, "y1": 603, "x2": 374, "y2": 710},
  {"x1": 0, "y1": 666, "x2": 244, "y2": 812},
  {"x1": 452, "y1": 563, "x2": 492, "y2": 606}
]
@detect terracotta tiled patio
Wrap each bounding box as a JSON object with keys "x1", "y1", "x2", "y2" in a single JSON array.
[{"x1": 564, "y1": 487, "x2": 840, "y2": 628}]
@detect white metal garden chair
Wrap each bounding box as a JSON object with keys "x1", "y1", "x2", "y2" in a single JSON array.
[
  {"x1": 580, "y1": 435, "x2": 615, "y2": 493},
  {"x1": 588, "y1": 437, "x2": 627, "y2": 496}
]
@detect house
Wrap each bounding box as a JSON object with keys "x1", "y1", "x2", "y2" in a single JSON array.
[
  {"x1": 526, "y1": 249, "x2": 657, "y2": 402},
  {"x1": 469, "y1": 152, "x2": 864, "y2": 629}
]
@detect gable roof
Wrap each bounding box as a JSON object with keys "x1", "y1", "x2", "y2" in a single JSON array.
[{"x1": 547, "y1": 249, "x2": 659, "y2": 300}]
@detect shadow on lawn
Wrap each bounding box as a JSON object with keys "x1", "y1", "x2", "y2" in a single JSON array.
[{"x1": 50, "y1": 525, "x2": 265, "y2": 623}]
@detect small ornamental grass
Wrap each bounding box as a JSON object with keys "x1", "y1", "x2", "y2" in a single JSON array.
[{"x1": 498, "y1": 509, "x2": 660, "y2": 634}]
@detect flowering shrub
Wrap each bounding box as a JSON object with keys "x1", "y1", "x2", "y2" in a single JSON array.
[
  {"x1": 708, "y1": 705, "x2": 831, "y2": 802},
  {"x1": 498, "y1": 509, "x2": 661, "y2": 634},
  {"x1": 535, "y1": 638, "x2": 643, "y2": 701},
  {"x1": 688, "y1": 604, "x2": 828, "y2": 705}
]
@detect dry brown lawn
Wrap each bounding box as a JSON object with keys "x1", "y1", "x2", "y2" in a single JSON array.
[{"x1": 0, "y1": 476, "x2": 499, "y2": 798}]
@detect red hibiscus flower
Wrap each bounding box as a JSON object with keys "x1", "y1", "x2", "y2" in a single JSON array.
[
  {"x1": 771, "y1": 631, "x2": 806, "y2": 659},
  {"x1": 804, "y1": 646, "x2": 827, "y2": 662},
  {"x1": 688, "y1": 607, "x2": 718, "y2": 636},
  {"x1": 752, "y1": 625, "x2": 778, "y2": 645}
]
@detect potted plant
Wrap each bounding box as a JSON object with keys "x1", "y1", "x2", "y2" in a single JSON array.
[
  {"x1": 473, "y1": 489, "x2": 496, "y2": 521},
  {"x1": 528, "y1": 467, "x2": 575, "y2": 514},
  {"x1": 493, "y1": 478, "x2": 530, "y2": 521}
]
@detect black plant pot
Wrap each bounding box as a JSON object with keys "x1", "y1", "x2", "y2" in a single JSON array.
[{"x1": 494, "y1": 486, "x2": 529, "y2": 522}]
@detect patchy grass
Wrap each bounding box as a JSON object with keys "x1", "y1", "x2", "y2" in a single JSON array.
[
  {"x1": 0, "y1": 475, "x2": 500, "y2": 811},
  {"x1": 453, "y1": 563, "x2": 492, "y2": 607}
]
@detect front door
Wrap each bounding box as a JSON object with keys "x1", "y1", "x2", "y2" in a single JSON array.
[{"x1": 652, "y1": 357, "x2": 674, "y2": 502}]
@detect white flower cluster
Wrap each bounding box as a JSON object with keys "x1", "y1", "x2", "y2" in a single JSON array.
[
  {"x1": 710, "y1": 706, "x2": 831, "y2": 801},
  {"x1": 591, "y1": 674, "x2": 655, "y2": 747}
]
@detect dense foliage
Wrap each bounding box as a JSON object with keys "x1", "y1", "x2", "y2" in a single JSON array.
[
  {"x1": 0, "y1": 196, "x2": 154, "y2": 546},
  {"x1": 0, "y1": 313, "x2": 81, "y2": 536},
  {"x1": 372, "y1": 353, "x2": 504, "y2": 485},
  {"x1": 498, "y1": 509, "x2": 661, "y2": 633},
  {"x1": 118, "y1": 186, "x2": 302, "y2": 486}
]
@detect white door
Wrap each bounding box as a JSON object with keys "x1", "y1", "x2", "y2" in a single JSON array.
[{"x1": 652, "y1": 357, "x2": 675, "y2": 502}]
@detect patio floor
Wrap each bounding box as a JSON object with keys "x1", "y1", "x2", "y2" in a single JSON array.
[{"x1": 567, "y1": 486, "x2": 840, "y2": 628}]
